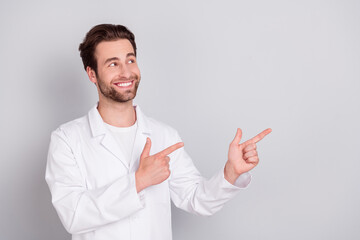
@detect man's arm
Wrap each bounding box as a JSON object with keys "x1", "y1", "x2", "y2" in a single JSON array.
[
  {"x1": 45, "y1": 129, "x2": 144, "y2": 234},
  {"x1": 168, "y1": 128, "x2": 271, "y2": 216}
]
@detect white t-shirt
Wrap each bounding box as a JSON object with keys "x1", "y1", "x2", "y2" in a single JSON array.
[{"x1": 104, "y1": 121, "x2": 138, "y2": 167}]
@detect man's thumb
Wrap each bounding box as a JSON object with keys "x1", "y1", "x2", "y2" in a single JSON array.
[
  {"x1": 231, "y1": 128, "x2": 242, "y2": 145},
  {"x1": 140, "y1": 137, "x2": 151, "y2": 159}
]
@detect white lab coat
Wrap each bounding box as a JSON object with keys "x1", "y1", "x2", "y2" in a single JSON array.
[{"x1": 45, "y1": 104, "x2": 251, "y2": 240}]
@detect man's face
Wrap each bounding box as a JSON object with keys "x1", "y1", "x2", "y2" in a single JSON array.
[{"x1": 92, "y1": 39, "x2": 141, "y2": 103}]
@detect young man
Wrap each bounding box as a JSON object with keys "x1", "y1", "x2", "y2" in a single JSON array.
[{"x1": 45, "y1": 24, "x2": 271, "y2": 240}]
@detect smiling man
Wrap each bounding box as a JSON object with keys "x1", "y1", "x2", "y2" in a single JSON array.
[{"x1": 45, "y1": 24, "x2": 271, "y2": 240}]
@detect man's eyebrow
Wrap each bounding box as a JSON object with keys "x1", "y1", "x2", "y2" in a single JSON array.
[
  {"x1": 104, "y1": 57, "x2": 119, "y2": 65},
  {"x1": 127, "y1": 53, "x2": 136, "y2": 57},
  {"x1": 103, "y1": 53, "x2": 136, "y2": 65}
]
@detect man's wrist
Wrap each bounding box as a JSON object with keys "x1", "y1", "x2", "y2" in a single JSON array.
[
  {"x1": 224, "y1": 162, "x2": 241, "y2": 185},
  {"x1": 135, "y1": 172, "x2": 146, "y2": 193}
]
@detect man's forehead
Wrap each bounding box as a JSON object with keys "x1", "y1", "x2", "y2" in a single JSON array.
[{"x1": 95, "y1": 39, "x2": 135, "y2": 59}]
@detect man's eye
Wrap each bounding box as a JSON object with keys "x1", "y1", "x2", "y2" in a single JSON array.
[
  {"x1": 128, "y1": 59, "x2": 135, "y2": 64},
  {"x1": 109, "y1": 63, "x2": 117, "y2": 67}
]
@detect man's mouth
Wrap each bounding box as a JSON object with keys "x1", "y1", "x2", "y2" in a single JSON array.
[{"x1": 114, "y1": 80, "x2": 134, "y2": 88}]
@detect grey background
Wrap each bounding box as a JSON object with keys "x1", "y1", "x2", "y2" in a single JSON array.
[{"x1": 1, "y1": 0, "x2": 359, "y2": 239}]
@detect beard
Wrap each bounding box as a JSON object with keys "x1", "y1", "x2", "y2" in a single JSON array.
[{"x1": 97, "y1": 74, "x2": 140, "y2": 103}]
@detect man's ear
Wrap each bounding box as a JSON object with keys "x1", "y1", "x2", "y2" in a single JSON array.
[{"x1": 86, "y1": 66, "x2": 97, "y2": 85}]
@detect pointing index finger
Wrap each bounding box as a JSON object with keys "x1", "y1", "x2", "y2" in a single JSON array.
[
  {"x1": 246, "y1": 128, "x2": 272, "y2": 145},
  {"x1": 157, "y1": 142, "x2": 184, "y2": 157}
]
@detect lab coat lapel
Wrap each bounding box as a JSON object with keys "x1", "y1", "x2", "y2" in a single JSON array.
[
  {"x1": 101, "y1": 134, "x2": 129, "y2": 169},
  {"x1": 88, "y1": 104, "x2": 130, "y2": 169},
  {"x1": 130, "y1": 105, "x2": 152, "y2": 172}
]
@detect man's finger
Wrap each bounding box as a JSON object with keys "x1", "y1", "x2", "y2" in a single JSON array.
[
  {"x1": 157, "y1": 142, "x2": 184, "y2": 157},
  {"x1": 246, "y1": 156, "x2": 259, "y2": 164},
  {"x1": 231, "y1": 128, "x2": 242, "y2": 145},
  {"x1": 140, "y1": 137, "x2": 152, "y2": 159},
  {"x1": 243, "y1": 143, "x2": 257, "y2": 152},
  {"x1": 247, "y1": 128, "x2": 272, "y2": 144}
]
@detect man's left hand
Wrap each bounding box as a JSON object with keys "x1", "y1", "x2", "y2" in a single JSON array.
[{"x1": 224, "y1": 128, "x2": 272, "y2": 184}]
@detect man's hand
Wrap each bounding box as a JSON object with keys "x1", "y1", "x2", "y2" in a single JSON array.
[
  {"x1": 224, "y1": 128, "x2": 272, "y2": 184},
  {"x1": 135, "y1": 138, "x2": 184, "y2": 192}
]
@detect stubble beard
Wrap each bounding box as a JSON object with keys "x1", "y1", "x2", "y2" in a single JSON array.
[{"x1": 97, "y1": 74, "x2": 140, "y2": 103}]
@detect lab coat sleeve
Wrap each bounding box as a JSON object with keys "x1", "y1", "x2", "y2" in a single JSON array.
[
  {"x1": 169, "y1": 131, "x2": 251, "y2": 216},
  {"x1": 45, "y1": 129, "x2": 145, "y2": 234}
]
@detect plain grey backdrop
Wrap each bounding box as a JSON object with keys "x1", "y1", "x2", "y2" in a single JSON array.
[{"x1": 1, "y1": 0, "x2": 359, "y2": 239}]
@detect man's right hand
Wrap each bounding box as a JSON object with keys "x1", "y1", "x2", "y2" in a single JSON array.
[{"x1": 135, "y1": 138, "x2": 184, "y2": 193}]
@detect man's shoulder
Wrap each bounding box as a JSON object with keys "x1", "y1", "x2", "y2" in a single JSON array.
[
  {"x1": 50, "y1": 105, "x2": 181, "y2": 141},
  {"x1": 143, "y1": 114, "x2": 179, "y2": 136},
  {"x1": 141, "y1": 115, "x2": 183, "y2": 144},
  {"x1": 146, "y1": 116, "x2": 174, "y2": 130},
  {"x1": 51, "y1": 114, "x2": 89, "y2": 141},
  {"x1": 59, "y1": 115, "x2": 88, "y2": 131}
]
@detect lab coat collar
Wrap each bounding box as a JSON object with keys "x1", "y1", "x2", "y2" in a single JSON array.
[
  {"x1": 88, "y1": 102, "x2": 152, "y2": 138},
  {"x1": 88, "y1": 103, "x2": 152, "y2": 169}
]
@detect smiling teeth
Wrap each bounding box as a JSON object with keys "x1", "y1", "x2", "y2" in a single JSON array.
[{"x1": 117, "y1": 82, "x2": 132, "y2": 87}]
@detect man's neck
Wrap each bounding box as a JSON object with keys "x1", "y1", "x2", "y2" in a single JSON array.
[{"x1": 97, "y1": 99, "x2": 136, "y2": 127}]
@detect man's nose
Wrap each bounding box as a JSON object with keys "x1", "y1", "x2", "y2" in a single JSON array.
[{"x1": 118, "y1": 63, "x2": 131, "y2": 79}]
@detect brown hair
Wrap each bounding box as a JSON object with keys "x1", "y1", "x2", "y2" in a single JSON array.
[{"x1": 78, "y1": 24, "x2": 137, "y2": 74}]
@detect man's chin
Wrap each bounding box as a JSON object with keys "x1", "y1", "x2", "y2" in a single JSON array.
[
  {"x1": 111, "y1": 93, "x2": 137, "y2": 103},
  {"x1": 99, "y1": 85, "x2": 138, "y2": 103}
]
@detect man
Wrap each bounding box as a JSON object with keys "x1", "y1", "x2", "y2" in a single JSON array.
[{"x1": 45, "y1": 24, "x2": 271, "y2": 240}]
